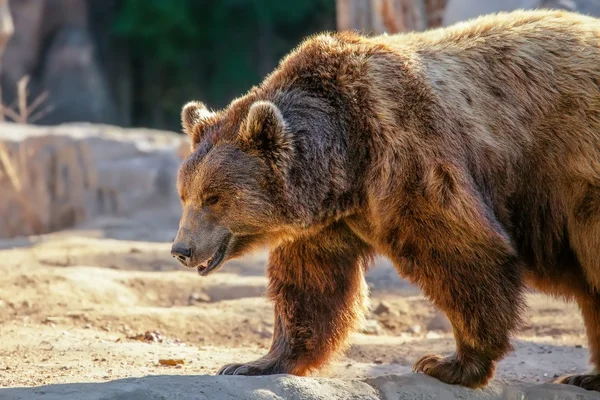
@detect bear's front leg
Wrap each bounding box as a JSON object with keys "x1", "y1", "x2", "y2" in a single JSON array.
[
  {"x1": 217, "y1": 222, "x2": 373, "y2": 376},
  {"x1": 216, "y1": 315, "x2": 296, "y2": 375},
  {"x1": 554, "y1": 293, "x2": 600, "y2": 391}
]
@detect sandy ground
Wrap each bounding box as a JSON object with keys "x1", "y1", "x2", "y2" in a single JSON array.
[{"x1": 0, "y1": 209, "x2": 597, "y2": 397}]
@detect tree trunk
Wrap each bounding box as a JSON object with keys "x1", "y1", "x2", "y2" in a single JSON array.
[
  {"x1": 337, "y1": 0, "x2": 377, "y2": 33},
  {"x1": 424, "y1": 0, "x2": 447, "y2": 28},
  {"x1": 0, "y1": 0, "x2": 13, "y2": 121},
  {"x1": 336, "y1": 0, "x2": 429, "y2": 34},
  {"x1": 0, "y1": 0, "x2": 13, "y2": 59}
]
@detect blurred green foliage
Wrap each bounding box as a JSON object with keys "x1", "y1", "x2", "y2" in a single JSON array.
[{"x1": 113, "y1": 0, "x2": 335, "y2": 128}]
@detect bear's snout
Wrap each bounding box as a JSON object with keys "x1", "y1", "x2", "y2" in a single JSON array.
[{"x1": 171, "y1": 242, "x2": 192, "y2": 267}]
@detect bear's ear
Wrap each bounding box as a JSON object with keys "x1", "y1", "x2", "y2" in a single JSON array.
[
  {"x1": 181, "y1": 101, "x2": 215, "y2": 148},
  {"x1": 240, "y1": 101, "x2": 294, "y2": 172}
]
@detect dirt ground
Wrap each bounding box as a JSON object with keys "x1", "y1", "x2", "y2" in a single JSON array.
[{"x1": 0, "y1": 208, "x2": 594, "y2": 390}]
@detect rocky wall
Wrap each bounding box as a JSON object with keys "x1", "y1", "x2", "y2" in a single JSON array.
[{"x1": 0, "y1": 123, "x2": 189, "y2": 238}]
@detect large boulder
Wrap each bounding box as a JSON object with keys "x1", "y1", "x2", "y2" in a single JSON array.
[
  {"x1": 37, "y1": 27, "x2": 118, "y2": 125},
  {"x1": 0, "y1": 123, "x2": 187, "y2": 238},
  {"x1": 1, "y1": 0, "x2": 118, "y2": 126},
  {"x1": 1, "y1": 373, "x2": 598, "y2": 400}
]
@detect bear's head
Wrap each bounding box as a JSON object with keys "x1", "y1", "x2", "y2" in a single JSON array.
[{"x1": 171, "y1": 99, "x2": 296, "y2": 276}]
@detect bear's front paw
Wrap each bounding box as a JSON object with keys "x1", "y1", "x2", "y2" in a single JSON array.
[
  {"x1": 413, "y1": 353, "x2": 494, "y2": 389},
  {"x1": 217, "y1": 358, "x2": 285, "y2": 376},
  {"x1": 555, "y1": 374, "x2": 600, "y2": 391}
]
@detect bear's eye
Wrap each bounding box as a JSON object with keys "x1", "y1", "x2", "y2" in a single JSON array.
[{"x1": 204, "y1": 195, "x2": 220, "y2": 206}]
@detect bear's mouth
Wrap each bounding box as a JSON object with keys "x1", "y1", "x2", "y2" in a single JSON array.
[{"x1": 197, "y1": 234, "x2": 232, "y2": 276}]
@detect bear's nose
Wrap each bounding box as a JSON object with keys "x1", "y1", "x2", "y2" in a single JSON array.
[{"x1": 171, "y1": 243, "x2": 192, "y2": 266}]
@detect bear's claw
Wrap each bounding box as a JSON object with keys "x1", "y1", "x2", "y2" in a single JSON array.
[
  {"x1": 217, "y1": 359, "x2": 283, "y2": 376},
  {"x1": 413, "y1": 353, "x2": 494, "y2": 389},
  {"x1": 555, "y1": 374, "x2": 600, "y2": 391}
]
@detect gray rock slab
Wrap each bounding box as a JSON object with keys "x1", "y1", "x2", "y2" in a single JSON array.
[{"x1": 2, "y1": 373, "x2": 600, "y2": 400}]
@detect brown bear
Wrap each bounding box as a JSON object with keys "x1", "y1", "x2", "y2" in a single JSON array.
[{"x1": 171, "y1": 9, "x2": 600, "y2": 391}]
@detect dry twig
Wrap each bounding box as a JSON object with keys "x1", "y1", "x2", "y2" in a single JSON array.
[
  {"x1": 0, "y1": 76, "x2": 52, "y2": 235},
  {"x1": 2, "y1": 76, "x2": 53, "y2": 124}
]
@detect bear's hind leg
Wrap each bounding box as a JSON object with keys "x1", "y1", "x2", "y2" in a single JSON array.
[
  {"x1": 553, "y1": 183, "x2": 600, "y2": 391},
  {"x1": 391, "y1": 199, "x2": 525, "y2": 388},
  {"x1": 555, "y1": 293, "x2": 600, "y2": 392},
  {"x1": 410, "y1": 248, "x2": 524, "y2": 388},
  {"x1": 217, "y1": 222, "x2": 373, "y2": 376}
]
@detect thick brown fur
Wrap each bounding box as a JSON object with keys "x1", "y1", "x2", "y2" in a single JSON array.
[{"x1": 172, "y1": 10, "x2": 600, "y2": 391}]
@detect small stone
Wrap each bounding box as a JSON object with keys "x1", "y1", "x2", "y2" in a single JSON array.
[
  {"x1": 188, "y1": 292, "x2": 211, "y2": 304},
  {"x1": 262, "y1": 329, "x2": 273, "y2": 339},
  {"x1": 425, "y1": 331, "x2": 441, "y2": 339},
  {"x1": 360, "y1": 319, "x2": 383, "y2": 335},
  {"x1": 373, "y1": 358, "x2": 383, "y2": 365},
  {"x1": 372, "y1": 301, "x2": 393, "y2": 316},
  {"x1": 66, "y1": 311, "x2": 87, "y2": 319},
  {"x1": 575, "y1": 344, "x2": 583, "y2": 348},
  {"x1": 372, "y1": 300, "x2": 408, "y2": 317},
  {"x1": 426, "y1": 312, "x2": 452, "y2": 333},
  {"x1": 253, "y1": 326, "x2": 273, "y2": 339},
  {"x1": 407, "y1": 325, "x2": 422, "y2": 334},
  {"x1": 159, "y1": 359, "x2": 185, "y2": 366},
  {"x1": 38, "y1": 341, "x2": 54, "y2": 351},
  {"x1": 380, "y1": 319, "x2": 397, "y2": 330}
]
